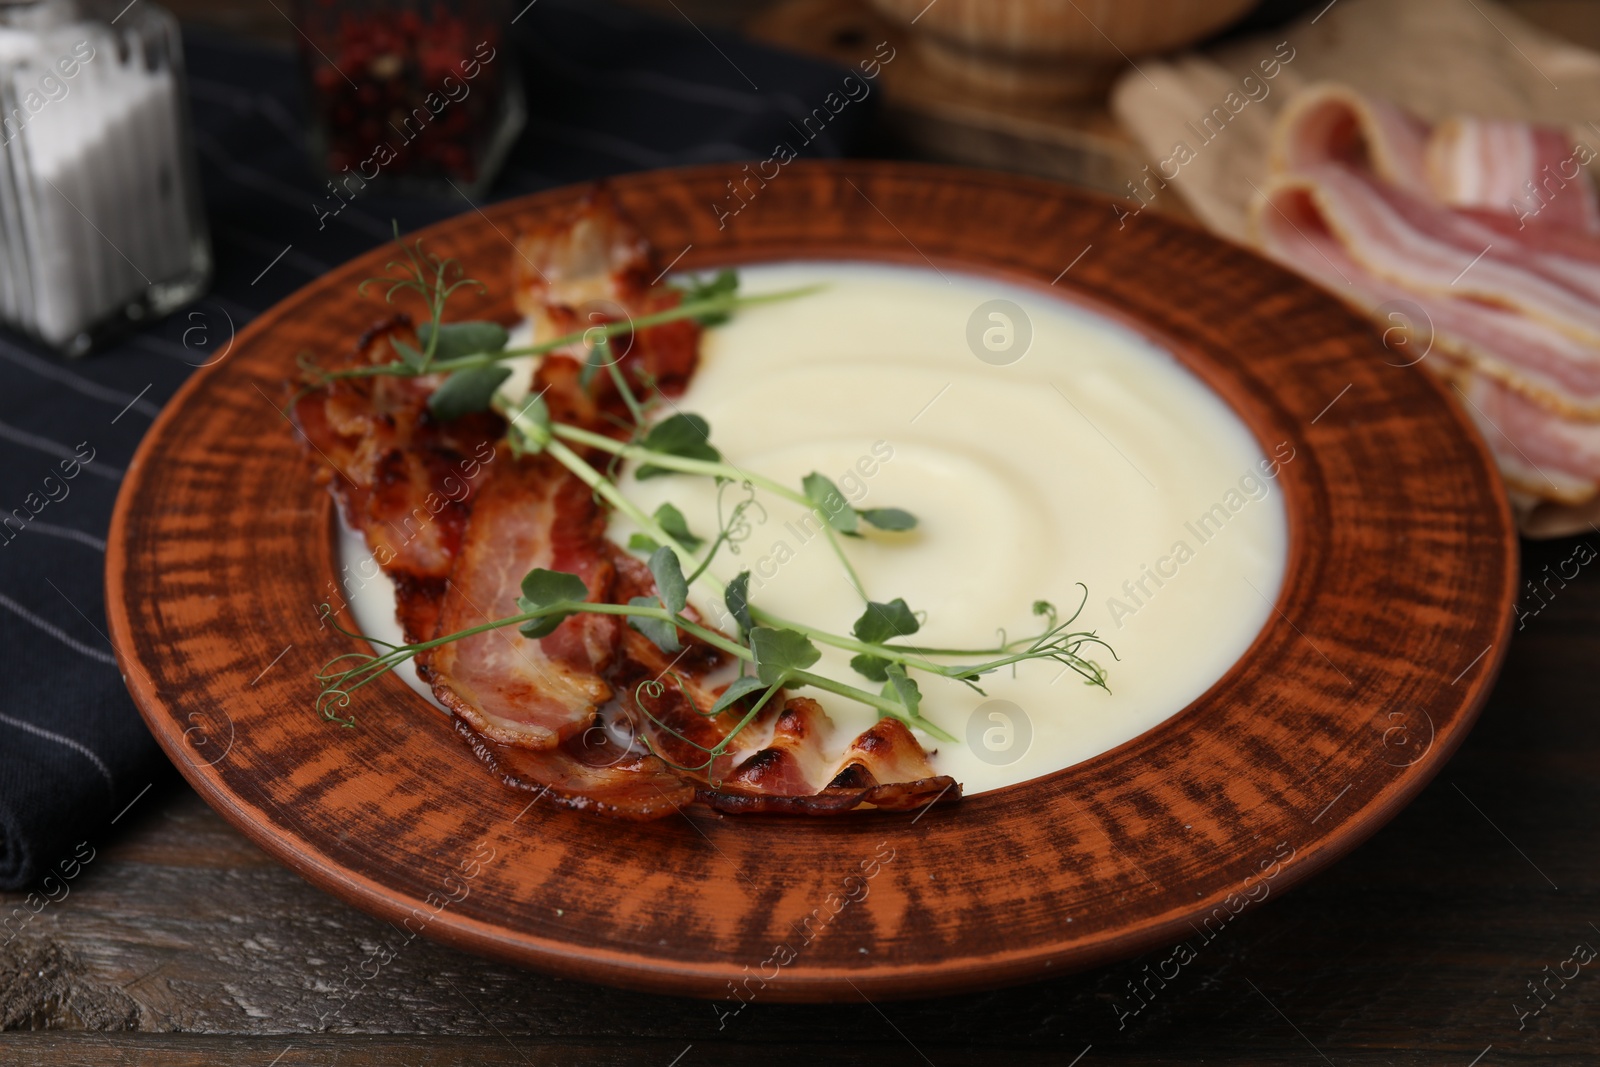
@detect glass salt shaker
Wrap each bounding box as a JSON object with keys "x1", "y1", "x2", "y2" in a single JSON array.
[{"x1": 0, "y1": 0, "x2": 210, "y2": 355}]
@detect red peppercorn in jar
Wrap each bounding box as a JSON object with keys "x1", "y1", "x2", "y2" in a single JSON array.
[{"x1": 295, "y1": 0, "x2": 524, "y2": 197}]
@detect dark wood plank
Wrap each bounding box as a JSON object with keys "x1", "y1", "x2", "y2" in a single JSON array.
[{"x1": 15, "y1": 1032, "x2": 1550, "y2": 1067}]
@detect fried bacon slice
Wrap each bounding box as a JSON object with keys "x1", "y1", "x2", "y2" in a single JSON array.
[
  {"x1": 512, "y1": 187, "x2": 702, "y2": 431},
  {"x1": 293, "y1": 316, "x2": 501, "y2": 641},
  {"x1": 452, "y1": 719, "x2": 694, "y2": 820},
  {"x1": 700, "y1": 699, "x2": 958, "y2": 816},
  {"x1": 420, "y1": 452, "x2": 617, "y2": 749},
  {"x1": 298, "y1": 185, "x2": 961, "y2": 819}
]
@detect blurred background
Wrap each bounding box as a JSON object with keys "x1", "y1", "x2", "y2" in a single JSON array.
[
  {"x1": 123, "y1": 0, "x2": 1600, "y2": 202},
  {"x1": 1, "y1": 0, "x2": 1595, "y2": 354}
]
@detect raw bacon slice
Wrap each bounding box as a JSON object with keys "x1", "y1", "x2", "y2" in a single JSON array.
[
  {"x1": 293, "y1": 316, "x2": 501, "y2": 641},
  {"x1": 1258, "y1": 84, "x2": 1600, "y2": 520},
  {"x1": 1284, "y1": 162, "x2": 1600, "y2": 348},
  {"x1": 1447, "y1": 368, "x2": 1600, "y2": 504},
  {"x1": 1271, "y1": 84, "x2": 1433, "y2": 198},
  {"x1": 1427, "y1": 117, "x2": 1600, "y2": 233},
  {"x1": 1268, "y1": 88, "x2": 1600, "y2": 290},
  {"x1": 422, "y1": 452, "x2": 617, "y2": 749},
  {"x1": 1255, "y1": 180, "x2": 1600, "y2": 420},
  {"x1": 1270, "y1": 84, "x2": 1598, "y2": 233}
]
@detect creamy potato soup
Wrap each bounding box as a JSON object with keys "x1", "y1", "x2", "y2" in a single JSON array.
[{"x1": 343, "y1": 262, "x2": 1289, "y2": 794}]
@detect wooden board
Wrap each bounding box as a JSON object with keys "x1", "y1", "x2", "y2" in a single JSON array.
[{"x1": 747, "y1": 0, "x2": 1153, "y2": 202}]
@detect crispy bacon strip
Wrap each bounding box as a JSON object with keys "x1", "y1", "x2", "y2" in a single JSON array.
[
  {"x1": 513, "y1": 187, "x2": 653, "y2": 312},
  {"x1": 453, "y1": 719, "x2": 694, "y2": 820},
  {"x1": 422, "y1": 452, "x2": 616, "y2": 749},
  {"x1": 293, "y1": 316, "x2": 500, "y2": 641},
  {"x1": 513, "y1": 187, "x2": 701, "y2": 431},
  {"x1": 700, "y1": 699, "x2": 959, "y2": 816},
  {"x1": 598, "y1": 544, "x2": 747, "y2": 774},
  {"x1": 429, "y1": 518, "x2": 959, "y2": 814}
]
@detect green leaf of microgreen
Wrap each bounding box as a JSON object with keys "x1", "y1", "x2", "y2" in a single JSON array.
[
  {"x1": 429, "y1": 365, "x2": 512, "y2": 421},
  {"x1": 710, "y1": 674, "x2": 767, "y2": 715},
  {"x1": 390, "y1": 337, "x2": 428, "y2": 370},
  {"x1": 880, "y1": 662, "x2": 923, "y2": 719},
  {"x1": 628, "y1": 499, "x2": 704, "y2": 554},
  {"x1": 750, "y1": 626, "x2": 821, "y2": 687},
  {"x1": 420, "y1": 320, "x2": 508, "y2": 361},
  {"x1": 652, "y1": 502, "x2": 702, "y2": 551},
  {"x1": 801, "y1": 472, "x2": 859, "y2": 536},
  {"x1": 520, "y1": 568, "x2": 589, "y2": 606},
  {"x1": 515, "y1": 568, "x2": 589, "y2": 638},
  {"x1": 579, "y1": 338, "x2": 609, "y2": 391},
  {"x1": 725, "y1": 570, "x2": 753, "y2": 635},
  {"x1": 858, "y1": 507, "x2": 918, "y2": 532},
  {"x1": 636, "y1": 414, "x2": 721, "y2": 479},
  {"x1": 504, "y1": 392, "x2": 551, "y2": 455},
  {"x1": 677, "y1": 269, "x2": 739, "y2": 326},
  {"x1": 627, "y1": 594, "x2": 681, "y2": 653},
  {"x1": 647, "y1": 545, "x2": 688, "y2": 615},
  {"x1": 851, "y1": 598, "x2": 920, "y2": 645},
  {"x1": 849, "y1": 653, "x2": 890, "y2": 682}
]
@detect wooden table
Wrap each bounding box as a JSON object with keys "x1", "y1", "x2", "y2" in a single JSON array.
[
  {"x1": 2, "y1": 539, "x2": 1595, "y2": 1065},
  {"x1": 9, "y1": 3, "x2": 1600, "y2": 1064}
]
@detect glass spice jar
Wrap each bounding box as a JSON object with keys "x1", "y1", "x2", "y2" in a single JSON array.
[
  {"x1": 0, "y1": 0, "x2": 210, "y2": 355},
  {"x1": 294, "y1": 0, "x2": 525, "y2": 200}
]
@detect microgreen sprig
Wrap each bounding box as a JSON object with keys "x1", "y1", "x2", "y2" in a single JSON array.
[{"x1": 305, "y1": 240, "x2": 820, "y2": 394}]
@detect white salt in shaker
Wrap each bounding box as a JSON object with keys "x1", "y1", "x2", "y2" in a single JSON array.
[{"x1": 0, "y1": 0, "x2": 209, "y2": 355}]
